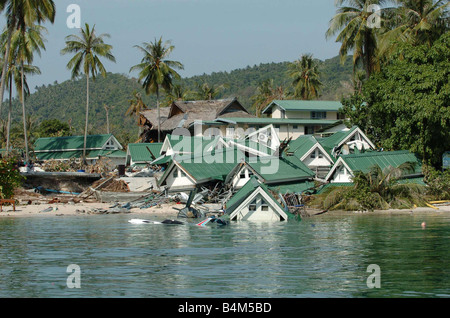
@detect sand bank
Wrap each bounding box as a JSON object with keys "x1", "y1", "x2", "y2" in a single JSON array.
[{"x1": 0, "y1": 201, "x2": 181, "y2": 218}]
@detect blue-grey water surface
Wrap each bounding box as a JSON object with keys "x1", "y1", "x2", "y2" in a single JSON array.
[{"x1": 0, "y1": 212, "x2": 449, "y2": 298}]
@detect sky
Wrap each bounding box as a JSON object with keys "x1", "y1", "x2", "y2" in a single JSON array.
[{"x1": 0, "y1": 0, "x2": 342, "y2": 93}]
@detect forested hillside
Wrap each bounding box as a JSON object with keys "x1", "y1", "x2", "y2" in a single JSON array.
[{"x1": 2, "y1": 55, "x2": 353, "y2": 144}]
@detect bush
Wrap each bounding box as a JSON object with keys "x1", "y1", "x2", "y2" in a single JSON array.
[
  {"x1": 0, "y1": 158, "x2": 25, "y2": 199},
  {"x1": 423, "y1": 165, "x2": 450, "y2": 200}
]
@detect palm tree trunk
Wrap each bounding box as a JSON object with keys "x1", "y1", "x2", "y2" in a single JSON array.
[
  {"x1": 0, "y1": 26, "x2": 14, "y2": 118},
  {"x1": 6, "y1": 76, "x2": 12, "y2": 155},
  {"x1": 106, "y1": 108, "x2": 110, "y2": 134},
  {"x1": 157, "y1": 87, "x2": 160, "y2": 143},
  {"x1": 83, "y1": 73, "x2": 89, "y2": 165},
  {"x1": 21, "y1": 61, "x2": 29, "y2": 163}
]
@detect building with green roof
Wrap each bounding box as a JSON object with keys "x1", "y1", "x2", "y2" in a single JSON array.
[
  {"x1": 325, "y1": 150, "x2": 423, "y2": 183},
  {"x1": 319, "y1": 126, "x2": 375, "y2": 160},
  {"x1": 190, "y1": 99, "x2": 345, "y2": 141},
  {"x1": 225, "y1": 153, "x2": 315, "y2": 191},
  {"x1": 126, "y1": 143, "x2": 163, "y2": 167},
  {"x1": 157, "y1": 147, "x2": 246, "y2": 192},
  {"x1": 224, "y1": 177, "x2": 294, "y2": 222},
  {"x1": 284, "y1": 126, "x2": 376, "y2": 179},
  {"x1": 33, "y1": 134, "x2": 125, "y2": 166}
]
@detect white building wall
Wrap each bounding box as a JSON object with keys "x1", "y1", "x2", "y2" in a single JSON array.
[
  {"x1": 164, "y1": 167, "x2": 196, "y2": 189},
  {"x1": 331, "y1": 165, "x2": 352, "y2": 183},
  {"x1": 233, "y1": 194, "x2": 281, "y2": 222},
  {"x1": 303, "y1": 150, "x2": 333, "y2": 168}
]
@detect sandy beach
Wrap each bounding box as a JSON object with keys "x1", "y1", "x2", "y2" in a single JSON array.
[
  {"x1": 1, "y1": 199, "x2": 449, "y2": 218},
  {"x1": 0, "y1": 201, "x2": 182, "y2": 218}
]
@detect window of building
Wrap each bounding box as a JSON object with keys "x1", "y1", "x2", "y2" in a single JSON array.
[
  {"x1": 180, "y1": 170, "x2": 187, "y2": 177},
  {"x1": 305, "y1": 126, "x2": 315, "y2": 135},
  {"x1": 311, "y1": 111, "x2": 326, "y2": 119},
  {"x1": 249, "y1": 199, "x2": 257, "y2": 212},
  {"x1": 240, "y1": 170, "x2": 247, "y2": 179},
  {"x1": 104, "y1": 140, "x2": 115, "y2": 150},
  {"x1": 261, "y1": 199, "x2": 269, "y2": 212},
  {"x1": 310, "y1": 150, "x2": 316, "y2": 159},
  {"x1": 173, "y1": 168, "x2": 178, "y2": 178},
  {"x1": 337, "y1": 112, "x2": 346, "y2": 120},
  {"x1": 293, "y1": 125, "x2": 298, "y2": 130}
]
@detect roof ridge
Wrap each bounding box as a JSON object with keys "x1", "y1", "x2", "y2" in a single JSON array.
[{"x1": 342, "y1": 150, "x2": 411, "y2": 158}]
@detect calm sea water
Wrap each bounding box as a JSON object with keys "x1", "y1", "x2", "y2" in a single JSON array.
[{"x1": 0, "y1": 212, "x2": 449, "y2": 298}]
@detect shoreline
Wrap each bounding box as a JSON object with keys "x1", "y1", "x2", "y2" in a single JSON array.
[
  {"x1": 1, "y1": 201, "x2": 449, "y2": 218},
  {"x1": 0, "y1": 201, "x2": 182, "y2": 218}
]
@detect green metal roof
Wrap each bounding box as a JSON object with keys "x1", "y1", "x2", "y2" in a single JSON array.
[
  {"x1": 263, "y1": 100, "x2": 343, "y2": 114},
  {"x1": 319, "y1": 126, "x2": 358, "y2": 153},
  {"x1": 34, "y1": 149, "x2": 126, "y2": 161},
  {"x1": 268, "y1": 180, "x2": 316, "y2": 195},
  {"x1": 244, "y1": 154, "x2": 315, "y2": 183},
  {"x1": 341, "y1": 150, "x2": 423, "y2": 175},
  {"x1": 100, "y1": 149, "x2": 127, "y2": 158},
  {"x1": 158, "y1": 148, "x2": 245, "y2": 186},
  {"x1": 128, "y1": 143, "x2": 163, "y2": 163},
  {"x1": 34, "y1": 134, "x2": 114, "y2": 151},
  {"x1": 287, "y1": 135, "x2": 319, "y2": 159},
  {"x1": 151, "y1": 155, "x2": 172, "y2": 165},
  {"x1": 210, "y1": 117, "x2": 340, "y2": 126}
]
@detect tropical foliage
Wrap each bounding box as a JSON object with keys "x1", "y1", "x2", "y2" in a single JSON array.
[
  {"x1": 342, "y1": 32, "x2": 450, "y2": 168},
  {"x1": 312, "y1": 163, "x2": 428, "y2": 211},
  {"x1": 287, "y1": 54, "x2": 323, "y2": 100},
  {"x1": 0, "y1": 157, "x2": 24, "y2": 199},
  {"x1": 423, "y1": 165, "x2": 450, "y2": 200}
]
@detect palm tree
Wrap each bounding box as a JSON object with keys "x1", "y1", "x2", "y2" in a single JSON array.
[
  {"x1": 192, "y1": 82, "x2": 229, "y2": 101},
  {"x1": 326, "y1": 0, "x2": 387, "y2": 78},
  {"x1": 287, "y1": 54, "x2": 322, "y2": 100},
  {"x1": 251, "y1": 79, "x2": 286, "y2": 117},
  {"x1": 1, "y1": 33, "x2": 40, "y2": 155},
  {"x1": 1, "y1": 24, "x2": 45, "y2": 160},
  {"x1": 126, "y1": 91, "x2": 147, "y2": 117},
  {"x1": 162, "y1": 84, "x2": 191, "y2": 107},
  {"x1": 130, "y1": 37, "x2": 184, "y2": 142},
  {"x1": 126, "y1": 91, "x2": 148, "y2": 138},
  {"x1": 378, "y1": 0, "x2": 449, "y2": 56},
  {"x1": 61, "y1": 23, "x2": 116, "y2": 164},
  {"x1": 0, "y1": 0, "x2": 55, "y2": 119}
]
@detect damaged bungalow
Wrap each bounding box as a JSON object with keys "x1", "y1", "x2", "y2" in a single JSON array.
[
  {"x1": 285, "y1": 125, "x2": 376, "y2": 179},
  {"x1": 224, "y1": 177, "x2": 294, "y2": 222},
  {"x1": 325, "y1": 150, "x2": 423, "y2": 184},
  {"x1": 126, "y1": 143, "x2": 164, "y2": 167},
  {"x1": 157, "y1": 147, "x2": 246, "y2": 192},
  {"x1": 33, "y1": 134, "x2": 125, "y2": 166},
  {"x1": 225, "y1": 154, "x2": 315, "y2": 191},
  {"x1": 138, "y1": 98, "x2": 255, "y2": 142}
]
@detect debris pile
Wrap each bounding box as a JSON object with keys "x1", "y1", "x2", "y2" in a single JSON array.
[
  {"x1": 39, "y1": 157, "x2": 113, "y2": 174},
  {"x1": 91, "y1": 178, "x2": 130, "y2": 192}
]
